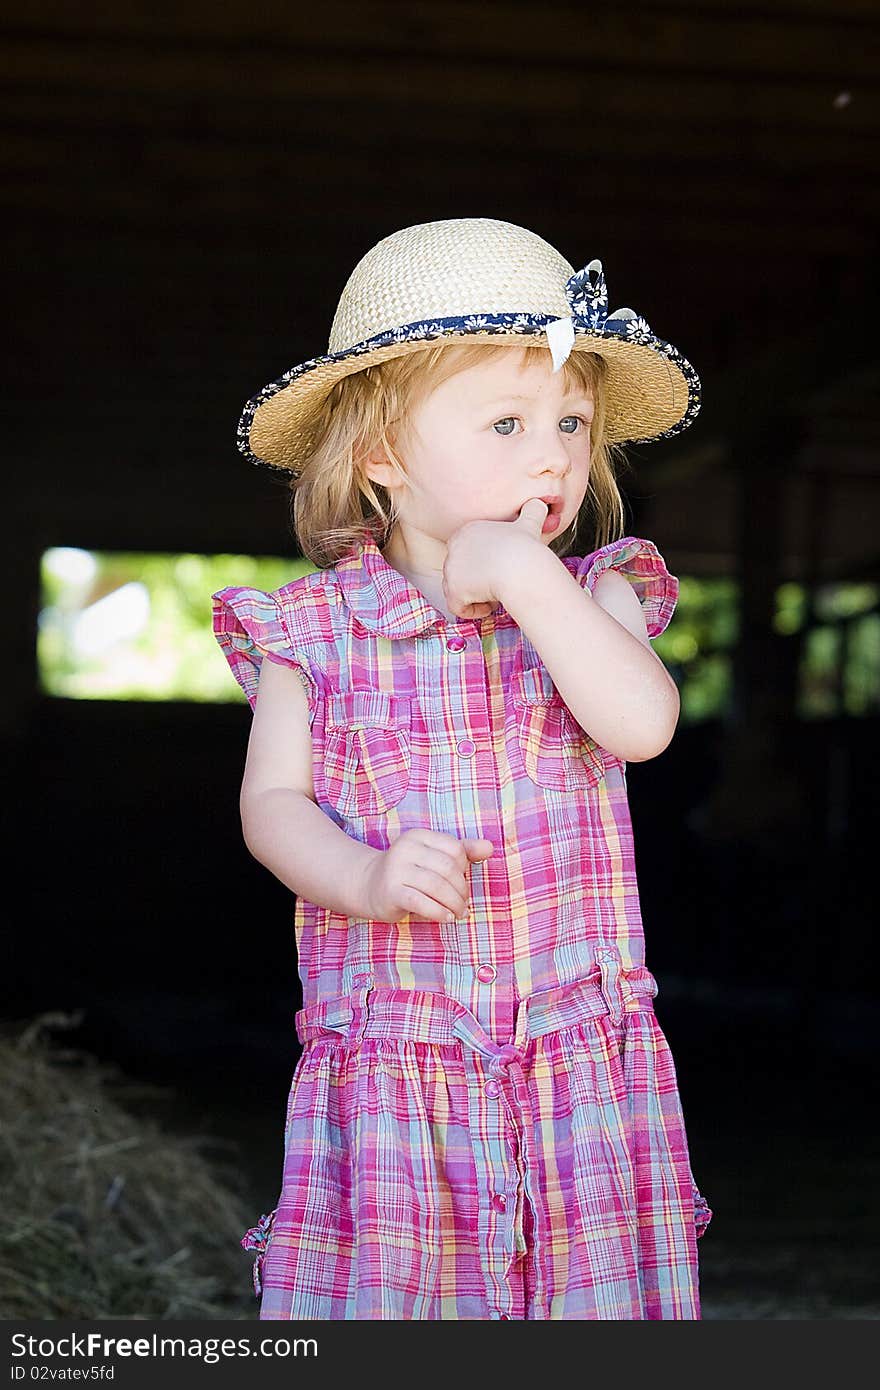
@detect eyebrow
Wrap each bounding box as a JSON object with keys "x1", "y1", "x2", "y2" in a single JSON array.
[{"x1": 482, "y1": 393, "x2": 594, "y2": 407}]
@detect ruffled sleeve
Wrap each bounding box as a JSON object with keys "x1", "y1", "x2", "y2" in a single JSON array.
[
  {"x1": 693, "y1": 1187, "x2": 713, "y2": 1240},
  {"x1": 570, "y1": 536, "x2": 678, "y2": 639},
  {"x1": 211, "y1": 587, "x2": 319, "y2": 722}
]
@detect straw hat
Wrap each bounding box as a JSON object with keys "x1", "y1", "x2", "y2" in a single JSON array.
[{"x1": 238, "y1": 217, "x2": 701, "y2": 473}]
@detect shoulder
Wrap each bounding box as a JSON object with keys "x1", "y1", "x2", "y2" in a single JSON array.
[
  {"x1": 275, "y1": 566, "x2": 337, "y2": 604},
  {"x1": 273, "y1": 565, "x2": 343, "y2": 624}
]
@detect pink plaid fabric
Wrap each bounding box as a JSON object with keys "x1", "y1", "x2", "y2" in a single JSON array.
[{"x1": 213, "y1": 534, "x2": 712, "y2": 1320}]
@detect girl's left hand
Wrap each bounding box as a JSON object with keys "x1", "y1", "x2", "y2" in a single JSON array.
[{"x1": 441, "y1": 499, "x2": 550, "y2": 620}]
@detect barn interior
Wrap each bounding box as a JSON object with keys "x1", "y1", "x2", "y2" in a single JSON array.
[{"x1": 2, "y1": 0, "x2": 878, "y2": 1319}]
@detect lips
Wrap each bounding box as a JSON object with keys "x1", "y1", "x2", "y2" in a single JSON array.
[
  {"x1": 510, "y1": 496, "x2": 565, "y2": 531},
  {"x1": 534, "y1": 496, "x2": 564, "y2": 535}
]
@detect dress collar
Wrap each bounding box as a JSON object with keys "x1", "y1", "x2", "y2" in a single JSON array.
[{"x1": 334, "y1": 535, "x2": 503, "y2": 639}]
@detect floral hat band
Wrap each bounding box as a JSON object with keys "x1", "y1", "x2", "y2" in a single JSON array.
[{"x1": 239, "y1": 218, "x2": 701, "y2": 474}]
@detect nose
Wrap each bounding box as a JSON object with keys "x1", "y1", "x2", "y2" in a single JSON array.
[{"x1": 530, "y1": 426, "x2": 572, "y2": 479}]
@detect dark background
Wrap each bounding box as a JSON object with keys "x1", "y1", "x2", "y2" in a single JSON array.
[{"x1": 3, "y1": 0, "x2": 879, "y2": 1317}]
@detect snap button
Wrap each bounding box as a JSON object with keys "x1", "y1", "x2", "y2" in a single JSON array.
[
  {"x1": 499, "y1": 1312, "x2": 511, "y2": 1320},
  {"x1": 484, "y1": 1079, "x2": 502, "y2": 1098},
  {"x1": 491, "y1": 1193, "x2": 507, "y2": 1213},
  {"x1": 446, "y1": 635, "x2": 466, "y2": 652},
  {"x1": 476, "y1": 963, "x2": 497, "y2": 984},
  {"x1": 456, "y1": 738, "x2": 476, "y2": 758},
  {"x1": 351, "y1": 973, "x2": 372, "y2": 988}
]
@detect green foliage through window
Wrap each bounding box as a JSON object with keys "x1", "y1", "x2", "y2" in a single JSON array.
[
  {"x1": 652, "y1": 577, "x2": 738, "y2": 723},
  {"x1": 37, "y1": 550, "x2": 878, "y2": 719},
  {"x1": 38, "y1": 549, "x2": 317, "y2": 702}
]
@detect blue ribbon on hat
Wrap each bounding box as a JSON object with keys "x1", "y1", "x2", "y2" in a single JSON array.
[
  {"x1": 546, "y1": 260, "x2": 643, "y2": 372},
  {"x1": 567, "y1": 259, "x2": 609, "y2": 328}
]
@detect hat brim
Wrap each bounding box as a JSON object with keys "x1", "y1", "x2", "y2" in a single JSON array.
[{"x1": 240, "y1": 321, "x2": 701, "y2": 473}]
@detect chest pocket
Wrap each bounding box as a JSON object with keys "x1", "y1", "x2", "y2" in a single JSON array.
[
  {"x1": 512, "y1": 666, "x2": 606, "y2": 790},
  {"x1": 323, "y1": 689, "x2": 412, "y2": 818}
]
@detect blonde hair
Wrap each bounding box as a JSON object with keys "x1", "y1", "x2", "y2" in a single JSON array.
[{"x1": 290, "y1": 342, "x2": 632, "y2": 568}]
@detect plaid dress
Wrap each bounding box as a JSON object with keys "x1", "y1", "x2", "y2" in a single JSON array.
[{"x1": 212, "y1": 534, "x2": 712, "y2": 1320}]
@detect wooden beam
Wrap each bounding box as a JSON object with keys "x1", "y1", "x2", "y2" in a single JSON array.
[
  {"x1": 1, "y1": 37, "x2": 877, "y2": 132},
  {"x1": 1, "y1": 98, "x2": 877, "y2": 178},
  {"x1": 2, "y1": 2, "x2": 878, "y2": 79}
]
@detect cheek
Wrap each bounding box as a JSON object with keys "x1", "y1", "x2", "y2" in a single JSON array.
[
  {"x1": 437, "y1": 450, "x2": 494, "y2": 501},
  {"x1": 468, "y1": 467, "x2": 509, "y2": 511},
  {"x1": 572, "y1": 441, "x2": 592, "y2": 479},
  {"x1": 416, "y1": 465, "x2": 475, "y2": 520}
]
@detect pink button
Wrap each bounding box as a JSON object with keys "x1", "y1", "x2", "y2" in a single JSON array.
[
  {"x1": 456, "y1": 739, "x2": 476, "y2": 758},
  {"x1": 446, "y1": 635, "x2": 466, "y2": 652},
  {"x1": 484, "y1": 1079, "x2": 502, "y2": 1098},
  {"x1": 352, "y1": 973, "x2": 371, "y2": 988},
  {"x1": 476, "y1": 963, "x2": 497, "y2": 984},
  {"x1": 491, "y1": 1193, "x2": 507, "y2": 1213}
]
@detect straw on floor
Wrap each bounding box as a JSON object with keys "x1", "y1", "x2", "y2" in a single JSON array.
[{"x1": 0, "y1": 1012, "x2": 257, "y2": 1319}]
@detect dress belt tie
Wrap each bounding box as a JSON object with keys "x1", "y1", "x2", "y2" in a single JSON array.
[{"x1": 294, "y1": 946, "x2": 658, "y2": 1065}]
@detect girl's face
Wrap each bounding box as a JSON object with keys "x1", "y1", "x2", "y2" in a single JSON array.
[{"x1": 369, "y1": 348, "x2": 594, "y2": 552}]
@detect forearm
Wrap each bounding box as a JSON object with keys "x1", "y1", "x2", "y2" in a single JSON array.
[
  {"x1": 499, "y1": 546, "x2": 679, "y2": 762},
  {"x1": 241, "y1": 788, "x2": 380, "y2": 917}
]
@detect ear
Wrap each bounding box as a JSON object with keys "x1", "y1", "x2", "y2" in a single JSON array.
[{"x1": 363, "y1": 454, "x2": 408, "y2": 493}]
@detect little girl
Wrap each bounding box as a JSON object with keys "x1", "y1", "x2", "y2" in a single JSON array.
[{"x1": 212, "y1": 217, "x2": 712, "y2": 1321}]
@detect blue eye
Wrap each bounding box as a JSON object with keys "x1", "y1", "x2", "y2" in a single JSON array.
[
  {"x1": 559, "y1": 416, "x2": 581, "y2": 433},
  {"x1": 493, "y1": 417, "x2": 518, "y2": 436}
]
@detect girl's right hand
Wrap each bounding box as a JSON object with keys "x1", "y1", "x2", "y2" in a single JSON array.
[{"x1": 358, "y1": 829, "x2": 494, "y2": 924}]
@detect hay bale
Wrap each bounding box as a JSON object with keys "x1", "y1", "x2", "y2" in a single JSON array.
[{"x1": 0, "y1": 1012, "x2": 259, "y2": 1319}]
